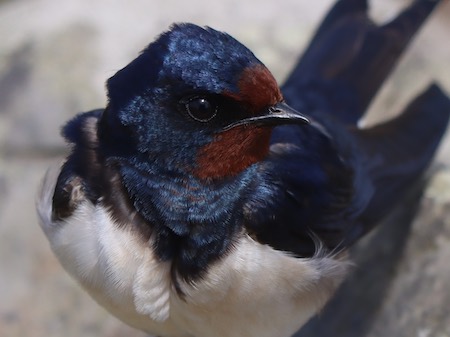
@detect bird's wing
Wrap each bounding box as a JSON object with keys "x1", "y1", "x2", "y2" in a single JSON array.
[
  {"x1": 244, "y1": 0, "x2": 450, "y2": 257},
  {"x1": 282, "y1": 0, "x2": 443, "y2": 125},
  {"x1": 51, "y1": 109, "x2": 104, "y2": 221},
  {"x1": 246, "y1": 84, "x2": 450, "y2": 257},
  {"x1": 244, "y1": 121, "x2": 373, "y2": 257},
  {"x1": 351, "y1": 84, "x2": 450, "y2": 233}
]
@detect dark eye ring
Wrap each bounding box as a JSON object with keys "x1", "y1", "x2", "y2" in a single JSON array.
[{"x1": 184, "y1": 96, "x2": 218, "y2": 122}]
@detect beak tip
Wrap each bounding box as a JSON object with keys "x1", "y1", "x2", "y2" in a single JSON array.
[{"x1": 272, "y1": 102, "x2": 310, "y2": 125}]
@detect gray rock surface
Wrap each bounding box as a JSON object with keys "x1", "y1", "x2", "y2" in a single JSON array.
[{"x1": 0, "y1": 0, "x2": 449, "y2": 336}]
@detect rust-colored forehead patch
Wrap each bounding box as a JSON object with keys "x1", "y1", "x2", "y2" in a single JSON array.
[{"x1": 227, "y1": 64, "x2": 283, "y2": 112}]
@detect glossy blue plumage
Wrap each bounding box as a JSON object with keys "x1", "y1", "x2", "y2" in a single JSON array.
[{"x1": 53, "y1": 1, "x2": 450, "y2": 285}]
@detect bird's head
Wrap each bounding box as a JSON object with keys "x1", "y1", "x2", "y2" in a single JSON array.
[{"x1": 100, "y1": 23, "x2": 309, "y2": 180}]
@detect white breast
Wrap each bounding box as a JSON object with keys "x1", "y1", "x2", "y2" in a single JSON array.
[{"x1": 37, "y1": 167, "x2": 349, "y2": 337}]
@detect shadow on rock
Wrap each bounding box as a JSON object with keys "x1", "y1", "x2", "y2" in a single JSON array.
[{"x1": 293, "y1": 182, "x2": 426, "y2": 337}]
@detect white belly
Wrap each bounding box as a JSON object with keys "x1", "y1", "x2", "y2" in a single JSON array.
[{"x1": 37, "y1": 170, "x2": 348, "y2": 337}]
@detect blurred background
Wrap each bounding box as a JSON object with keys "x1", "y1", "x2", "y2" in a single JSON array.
[{"x1": 0, "y1": 0, "x2": 449, "y2": 336}]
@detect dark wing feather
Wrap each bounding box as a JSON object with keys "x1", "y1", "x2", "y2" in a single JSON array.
[
  {"x1": 282, "y1": 0, "x2": 442, "y2": 125},
  {"x1": 245, "y1": 0, "x2": 449, "y2": 256},
  {"x1": 245, "y1": 121, "x2": 373, "y2": 256},
  {"x1": 52, "y1": 109, "x2": 103, "y2": 221},
  {"x1": 352, "y1": 84, "x2": 450, "y2": 234}
]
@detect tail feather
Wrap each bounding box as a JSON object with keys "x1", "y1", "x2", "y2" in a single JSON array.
[
  {"x1": 303, "y1": 0, "x2": 368, "y2": 53},
  {"x1": 353, "y1": 83, "x2": 450, "y2": 230},
  {"x1": 350, "y1": 0, "x2": 443, "y2": 115},
  {"x1": 282, "y1": 0, "x2": 443, "y2": 125}
]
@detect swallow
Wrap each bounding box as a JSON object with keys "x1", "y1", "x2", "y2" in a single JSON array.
[{"x1": 36, "y1": 0, "x2": 450, "y2": 336}]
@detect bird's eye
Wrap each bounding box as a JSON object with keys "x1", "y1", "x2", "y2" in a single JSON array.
[{"x1": 184, "y1": 97, "x2": 217, "y2": 122}]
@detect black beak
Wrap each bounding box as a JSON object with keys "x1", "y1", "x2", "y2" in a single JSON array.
[{"x1": 222, "y1": 102, "x2": 310, "y2": 131}]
